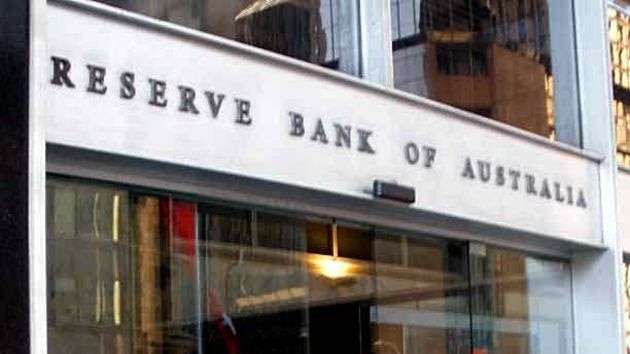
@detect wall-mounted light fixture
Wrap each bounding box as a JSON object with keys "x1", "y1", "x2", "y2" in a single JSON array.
[
  {"x1": 372, "y1": 180, "x2": 415, "y2": 204},
  {"x1": 312, "y1": 222, "x2": 352, "y2": 280}
]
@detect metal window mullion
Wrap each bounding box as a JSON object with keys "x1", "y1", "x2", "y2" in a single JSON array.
[
  {"x1": 194, "y1": 202, "x2": 203, "y2": 354},
  {"x1": 329, "y1": 0, "x2": 336, "y2": 59},
  {"x1": 396, "y1": 0, "x2": 402, "y2": 39},
  {"x1": 548, "y1": 0, "x2": 582, "y2": 146},
  {"x1": 412, "y1": 0, "x2": 418, "y2": 36},
  {"x1": 358, "y1": 0, "x2": 394, "y2": 87},
  {"x1": 251, "y1": 209, "x2": 258, "y2": 247},
  {"x1": 449, "y1": 0, "x2": 455, "y2": 74},
  {"x1": 533, "y1": 0, "x2": 540, "y2": 54},
  {"x1": 468, "y1": 0, "x2": 474, "y2": 75}
]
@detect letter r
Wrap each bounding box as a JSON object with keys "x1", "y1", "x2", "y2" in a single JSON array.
[{"x1": 50, "y1": 56, "x2": 75, "y2": 88}]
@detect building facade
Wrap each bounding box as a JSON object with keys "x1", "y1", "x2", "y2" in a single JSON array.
[{"x1": 2, "y1": 0, "x2": 630, "y2": 353}]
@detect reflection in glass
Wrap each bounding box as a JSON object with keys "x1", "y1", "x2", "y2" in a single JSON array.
[
  {"x1": 47, "y1": 181, "x2": 131, "y2": 354},
  {"x1": 47, "y1": 179, "x2": 574, "y2": 354},
  {"x1": 372, "y1": 234, "x2": 471, "y2": 354},
  {"x1": 391, "y1": 0, "x2": 556, "y2": 138},
  {"x1": 609, "y1": 6, "x2": 630, "y2": 167},
  {"x1": 624, "y1": 262, "x2": 630, "y2": 354},
  {"x1": 133, "y1": 196, "x2": 200, "y2": 353},
  {"x1": 93, "y1": 0, "x2": 360, "y2": 75},
  {"x1": 470, "y1": 247, "x2": 573, "y2": 354},
  {"x1": 198, "y1": 209, "x2": 311, "y2": 353}
]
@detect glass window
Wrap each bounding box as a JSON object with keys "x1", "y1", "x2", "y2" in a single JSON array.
[
  {"x1": 92, "y1": 0, "x2": 360, "y2": 76},
  {"x1": 391, "y1": 0, "x2": 560, "y2": 139},
  {"x1": 623, "y1": 261, "x2": 630, "y2": 353},
  {"x1": 46, "y1": 178, "x2": 574, "y2": 354},
  {"x1": 132, "y1": 195, "x2": 200, "y2": 353},
  {"x1": 372, "y1": 233, "x2": 471, "y2": 354},
  {"x1": 608, "y1": 3, "x2": 630, "y2": 167},
  {"x1": 47, "y1": 181, "x2": 131, "y2": 353},
  {"x1": 469, "y1": 246, "x2": 573, "y2": 354}
]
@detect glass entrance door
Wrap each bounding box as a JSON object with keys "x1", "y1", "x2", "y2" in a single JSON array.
[{"x1": 46, "y1": 178, "x2": 574, "y2": 354}]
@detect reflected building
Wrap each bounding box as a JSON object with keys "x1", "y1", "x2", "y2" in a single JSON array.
[
  {"x1": 609, "y1": 5, "x2": 630, "y2": 352},
  {"x1": 47, "y1": 179, "x2": 573, "y2": 354},
  {"x1": 392, "y1": 0, "x2": 555, "y2": 138},
  {"x1": 96, "y1": 0, "x2": 344, "y2": 68},
  {"x1": 609, "y1": 4, "x2": 630, "y2": 166}
]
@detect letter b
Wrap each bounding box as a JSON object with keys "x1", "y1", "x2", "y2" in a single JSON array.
[{"x1": 289, "y1": 112, "x2": 305, "y2": 137}]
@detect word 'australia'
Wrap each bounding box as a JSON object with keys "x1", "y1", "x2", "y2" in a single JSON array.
[
  {"x1": 461, "y1": 157, "x2": 587, "y2": 209},
  {"x1": 49, "y1": 56, "x2": 253, "y2": 125}
]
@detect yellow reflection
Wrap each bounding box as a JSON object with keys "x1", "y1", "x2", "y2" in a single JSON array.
[
  {"x1": 235, "y1": 287, "x2": 307, "y2": 309},
  {"x1": 114, "y1": 280, "x2": 121, "y2": 326},
  {"x1": 313, "y1": 258, "x2": 352, "y2": 280}
]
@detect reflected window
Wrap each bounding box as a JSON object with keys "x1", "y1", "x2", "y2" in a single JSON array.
[
  {"x1": 93, "y1": 0, "x2": 360, "y2": 75},
  {"x1": 132, "y1": 195, "x2": 200, "y2": 352},
  {"x1": 609, "y1": 4, "x2": 630, "y2": 167},
  {"x1": 372, "y1": 233, "x2": 471, "y2": 354},
  {"x1": 624, "y1": 261, "x2": 630, "y2": 353},
  {"x1": 46, "y1": 179, "x2": 574, "y2": 354},
  {"x1": 47, "y1": 181, "x2": 131, "y2": 353},
  {"x1": 469, "y1": 246, "x2": 573, "y2": 354},
  {"x1": 392, "y1": 0, "x2": 557, "y2": 139}
]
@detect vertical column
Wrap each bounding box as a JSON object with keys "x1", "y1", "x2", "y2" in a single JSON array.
[
  {"x1": 572, "y1": 0, "x2": 625, "y2": 354},
  {"x1": 548, "y1": 0, "x2": 582, "y2": 146},
  {"x1": 0, "y1": 1, "x2": 32, "y2": 353},
  {"x1": 0, "y1": 0, "x2": 46, "y2": 353},
  {"x1": 337, "y1": 0, "x2": 362, "y2": 77},
  {"x1": 30, "y1": 0, "x2": 47, "y2": 350},
  {"x1": 358, "y1": 0, "x2": 394, "y2": 86}
]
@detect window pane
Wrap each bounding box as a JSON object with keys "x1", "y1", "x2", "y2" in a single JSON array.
[
  {"x1": 132, "y1": 196, "x2": 200, "y2": 353},
  {"x1": 623, "y1": 262, "x2": 630, "y2": 353},
  {"x1": 372, "y1": 233, "x2": 471, "y2": 354},
  {"x1": 609, "y1": 5, "x2": 630, "y2": 167},
  {"x1": 469, "y1": 247, "x2": 573, "y2": 354},
  {"x1": 392, "y1": 0, "x2": 558, "y2": 139},
  {"x1": 199, "y1": 210, "x2": 310, "y2": 353},
  {"x1": 92, "y1": 0, "x2": 360, "y2": 75},
  {"x1": 47, "y1": 179, "x2": 574, "y2": 354},
  {"x1": 47, "y1": 181, "x2": 132, "y2": 353}
]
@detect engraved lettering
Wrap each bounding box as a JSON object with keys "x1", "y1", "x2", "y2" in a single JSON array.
[
  {"x1": 311, "y1": 118, "x2": 328, "y2": 144},
  {"x1": 86, "y1": 64, "x2": 107, "y2": 95},
  {"x1": 477, "y1": 161, "x2": 491, "y2": 182},
  {"x1": 508, "y1": 169, "x2": 521, "y2": 190},
  {"x1": 148, "y1": 78, "x2": 168, "y2": 107},
  {"x1": 334, "y1": 124, "x2": 352, "y2": 148},
  {"x1": 496, "y1": 166, "x2": 505, "y2": 186},
  {"x1": 405, "y1": 143, "x2": 419, "y2": 164},
  {"x1": 422, "y1": 146, "x2": 436, "y2": 168},
  {"x1": 50, "y1": 56, "x2": 75, "y2": 88},
  {"x1": 205, "y1": 91, "x2": 225, "y2": 118},
  {"x1": 357, "y1": 129, "x2": 376, "y2": 154},
  {"x1": 120, "y1": 72, "x2": 135, "y2": 99},
  {"x1": 525, "y1": 174, "x2": 537, "y2": 195},
  {"x1": 178, "y1": 86, "x2": 199, "y2": 114},
  {"x1": 554, "y1": 182, "x2": 565, "y2": 203},
  {"x1": 539, "y1": 179, "x2": 552, "y2": 199},
  {"x1": 459, "y1": 158, "x2": 584, "y2": 209},
  {"x1": 462, "y1": 158, "x2": 475, "y2": 179},
  {"x1": 577, "y1": 190, "x2": 587, "y2": 208},
  {"x1": 289, "y1": 112, "x2": 305, "y2": 137},
  {"x1": 234, "y1": 98, "x2": 253, "y2": 125}
]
